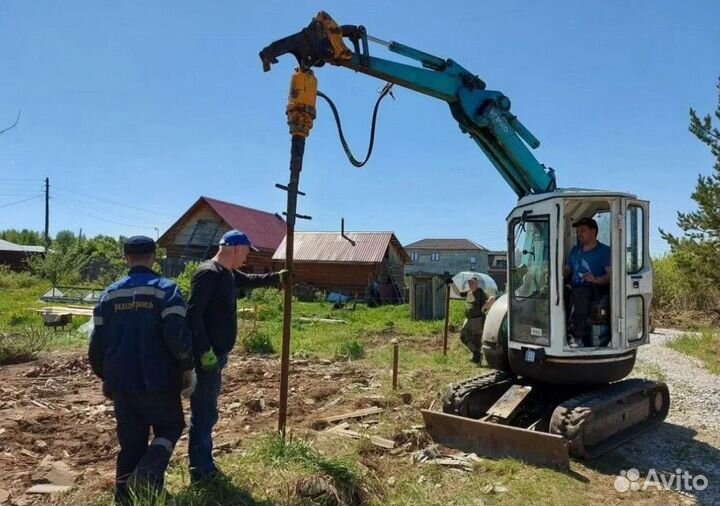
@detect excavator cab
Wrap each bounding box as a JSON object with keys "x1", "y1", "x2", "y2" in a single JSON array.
[{"x1": 483, "y1": 190, "x2": 653, "y2": 385}]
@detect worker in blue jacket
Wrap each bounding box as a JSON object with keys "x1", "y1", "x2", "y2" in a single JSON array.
[{"x1": 89, "y1": 236, "x2": 196, "y2": 504}]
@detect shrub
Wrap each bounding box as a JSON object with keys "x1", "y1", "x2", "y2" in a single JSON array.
[
  {"x1": 336, "y1": 338, "x2": 365, "y2": 360},
  {"x1": 249, "y1": 287, "x2": 283, "y2": 321},
  {"x1": 0, "y1": 265, "x2": 42, "y2": 289},
  {"x1": 652, "y1": 254, "x2": 716, "y2": 312},
  {"x1": 7, "y1": 311, "x2": 33, "y2": 327},
  {"x1": 248, "y1": 287, "x2": 283, "y2": 305},
  {"x1": 241, "y1": 329, "x2": 275, "y2": 354},
  {"x1": 174, "y1": 261, "x2": 200, "y2": 299},
  {"x1": 0, "y1": 326, "x2": 49, "y2": 365}
]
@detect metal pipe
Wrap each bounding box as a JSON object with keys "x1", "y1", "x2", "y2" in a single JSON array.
[
  {"x1": 278, "y1": 134, "x2": 305, "y2": 437},
  {"x1": 366, "y1": 34, "x2": 390, "y2": 47},
  {"x1": 443, "y1": 283, "x2": 451, "y2": 355},
  {"x1": 392, "y1": 339, "x2": 399, "y2": 390}
]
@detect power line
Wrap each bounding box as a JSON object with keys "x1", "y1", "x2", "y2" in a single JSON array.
[
  {"x1": 54, "y1": 201, "x2": 161, "y2": 230},
  {"x1": 0, "y1": 194, "x2": 43, "y2": 209},
  {"x1": 52, "y1": 186, "x2": 176, "y2": 217},
  {"x1": 52, "y1": 194, "x2": 171, "y2": 224},
  {"x1": 0, "y1": 192, "x2": 44, "y2": 197}
]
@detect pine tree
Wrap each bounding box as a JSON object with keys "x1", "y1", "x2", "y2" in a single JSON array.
[{"x1": 661, "y1": 78, "x2": 720, "y2": 307}]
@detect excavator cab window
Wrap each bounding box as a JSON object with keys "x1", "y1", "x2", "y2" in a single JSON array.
[
  {"x1": 509, "y1": 216, "x2": 550, "y2": 346},
  {"x1": 564, "y1": 207, "x2": 612, "y2": 348}
]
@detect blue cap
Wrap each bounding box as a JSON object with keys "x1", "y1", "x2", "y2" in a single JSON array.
[
  {"x1": 124, "y1": 235, "x2": 156, "y2": 255},
  {"x1": 219, "y1": 229, "x2": 258, "y2": 251}
]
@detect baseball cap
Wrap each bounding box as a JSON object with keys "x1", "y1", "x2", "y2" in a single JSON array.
[
  {"x1": 572, "y1": 217, "x2": 598, "y2": 230},
  {"x1": 123, "y1": 235, "x2": 156, "y2": 255},
  {"x1": 219, "y1": 229, "x2": 258, "y2": 251}
]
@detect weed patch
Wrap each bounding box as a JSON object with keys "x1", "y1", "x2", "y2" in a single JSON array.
[{"x1": 668, "y1": 329, "x2": 720, "y2": 374}]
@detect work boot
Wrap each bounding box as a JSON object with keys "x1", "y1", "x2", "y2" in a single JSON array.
[{"x1": 471, "y1": 351, "x2": 483, "y2": 364}]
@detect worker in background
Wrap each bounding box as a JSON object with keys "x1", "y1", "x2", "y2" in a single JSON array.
[
  {"x1": 448, "y1": 275, "x2": 488, "y2": 364},
  {"x1": 88, "y1": 236, "x2": 195, "y2": 504},
  {"x1": 563, "y1": 217, "x2": 611, "y2": 347},
  {"x1": 186, "y1": 229, "x2": 287, "y2": 482}
]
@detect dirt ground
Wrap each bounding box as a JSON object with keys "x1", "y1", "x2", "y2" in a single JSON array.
[
  {"x1": 2, "y1": 339, "x2": 719, "y2": 506},
  {"x1": 0, "y1": 352, "x2": 377, "y2": 505}
]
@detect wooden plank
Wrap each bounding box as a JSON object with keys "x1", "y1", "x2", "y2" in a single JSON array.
[
  {"x1": 27, "y1": 484, "x2": 71, "y2": 494},
  {"x1": 334, "y1": 429, "x2": 395, "y2": 449},
  {"x1": 317, "y1": 407, "x2": 384, "y2": 424},
  {"x1": 323, "y1": 422, "x2": 350, "y2": 433},
  {"x1": 298, "y1": 317, "x2": 346, "y2": 324}
]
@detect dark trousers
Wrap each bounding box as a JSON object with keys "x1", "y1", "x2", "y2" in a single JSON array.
[
  {"x1": 113, "y1": 391, "x2": 184, "y2": 504},
  {"x1": 188, "y1": 353, "x2": 227, "y2": 482},
  {"x1": 569, "y1": 286, "x2": 594, "y2": 346},
  {"x1": 460, "y1": 317, "x2": 485, "y2": 355}
]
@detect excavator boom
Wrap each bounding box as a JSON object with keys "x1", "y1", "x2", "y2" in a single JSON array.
[{"x1": 260, "y1": 11, "x2": 556, "y2": 198}]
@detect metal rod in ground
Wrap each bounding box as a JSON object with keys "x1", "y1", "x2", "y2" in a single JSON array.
[
  {"x1": 392, "y1": 338, "x2": 399, "y2": 390},
  {"x1": 278, "y1": 134, "x2": 305, "y2": 438},
  {"x1": 443, "y1": 283, "x2": 451, "y2": 355}
]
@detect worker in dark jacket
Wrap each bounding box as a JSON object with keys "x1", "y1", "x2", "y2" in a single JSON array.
[
  {"x1": 186, "y1": 229, "x2": 286, "y2": 482},
  {"x1": 88, "y1": 236, "x2": 195, "y2": 504},
  {"x1": 449, "y1": 276, "x2": 488, "y2": 364}
]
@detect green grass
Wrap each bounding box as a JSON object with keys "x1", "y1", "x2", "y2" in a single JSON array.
[
  {"x1": 0, "y1": 283, "x2": 50, "y2": 329},
  {"x1": 238, "y1": 297, "x2": 468, "y2": 361},
  {"x1": 0, "y1": 270, "x2": 94, "y2": 358},
  {"x1": 667, "y1": 329, "x2": 720, "y2": 374}
]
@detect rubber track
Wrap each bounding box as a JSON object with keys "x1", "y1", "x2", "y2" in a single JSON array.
[
  {"x1": 442, "y1": 371, "x2": 515, "y2": 417},
  {"x1": 549, "y1": 378, "x2": 669, "y2": 459}
]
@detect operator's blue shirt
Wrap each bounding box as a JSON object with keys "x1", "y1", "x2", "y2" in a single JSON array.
[
  {"x1": 88, "y1": 266, "x2": 192, "y2": 394},
  {"x1": 565, "y1": 242, "x2": 611, "y2": 287}
]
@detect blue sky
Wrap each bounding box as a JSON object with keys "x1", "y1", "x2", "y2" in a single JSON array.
[{"x1": 0, "y1": 1, "x2": 718, "y2": 254}]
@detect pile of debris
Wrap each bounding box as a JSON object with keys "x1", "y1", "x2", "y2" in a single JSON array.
[{"x1": 411, "y1": 444, "x2": 484, "y2": 472}]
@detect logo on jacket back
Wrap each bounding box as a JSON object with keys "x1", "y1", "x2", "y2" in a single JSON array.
[{"x1": 114, "y1": 301, "x2": 155, "y2": 312}]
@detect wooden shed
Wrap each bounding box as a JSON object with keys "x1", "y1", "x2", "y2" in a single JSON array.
[
  {"x1": 158, "y1": 196, "x2": 286, "y2": 276},
  {"x1": 272, "y1": 232, "x2": 409, "y2": 301}
]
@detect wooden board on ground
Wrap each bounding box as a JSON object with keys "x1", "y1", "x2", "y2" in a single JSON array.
[
  {"x1": 317, "y1": 407, "x2": 384, "y2": 424},
  {"x1": 33, "y1": 307, "x2": 94, "y2": 316},
  {"x1": 333, "y1": 428, "x2": 395, "y2": 449}
]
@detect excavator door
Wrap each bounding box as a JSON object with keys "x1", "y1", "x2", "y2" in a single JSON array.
[{"x1": 621, "y1": 199, "x2": 652, "y2": 347}]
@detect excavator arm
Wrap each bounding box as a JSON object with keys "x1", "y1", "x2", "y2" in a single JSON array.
[{"x1": 260, "y1": 11, "x2": 556, "y2": 198}]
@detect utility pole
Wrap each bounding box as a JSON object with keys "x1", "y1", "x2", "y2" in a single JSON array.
[{"x1": 44, "y1": 177, "x2": 50, "y2": 252}]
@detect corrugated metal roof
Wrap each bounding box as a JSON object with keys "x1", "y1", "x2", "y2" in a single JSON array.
[
  {"x1": 273, "y1": 232, "x2": 409, "y2": 264},
  {"x1": 404, "y1": 238, "x2": 487, "y2": 251},
  {"x1": 158, "y1": 196, "x2": 286, "y2": 252},
  {"x1": 0, "y1": 239, "x2": 45, "y2": 253}
]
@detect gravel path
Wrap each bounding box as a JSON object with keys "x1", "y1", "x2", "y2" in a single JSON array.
[
  {"x1": 637, "y1": 329, "x2": 720, "y2": 432},
  {"x1": 613, "y1": 329, "x2": 720, "y2": 505}
]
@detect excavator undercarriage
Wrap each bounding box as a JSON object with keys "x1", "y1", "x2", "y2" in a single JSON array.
[{"x1": 422, "y1": 372, "x2": 670, "y2": 469}]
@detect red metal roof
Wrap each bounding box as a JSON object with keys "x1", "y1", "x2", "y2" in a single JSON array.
[
  {"x1": 404, "y1": 238, "x2": 487, "y2": 251},
  {"x1": 273, "y1": 232, "x2": 409, "y2": 264},
  {"x1": 158, "y1": 196, "x2": 286, "y2": 252},
  {"x1": 202, "y1": 197, "x2": 286, "y2": 251}
]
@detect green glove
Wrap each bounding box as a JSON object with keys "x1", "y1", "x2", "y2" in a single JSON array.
[{"x1": 200, "y1": 349, "x2": 218, "y2": 372}]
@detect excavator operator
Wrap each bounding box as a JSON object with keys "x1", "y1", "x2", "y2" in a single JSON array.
[{"x1": 563, "y1": 217, "x2": 611, "y2": 347}]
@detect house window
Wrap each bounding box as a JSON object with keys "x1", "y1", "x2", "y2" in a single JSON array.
[
  {"x1": 431, "y1": 253, "x2": 440, "y2": 262},
  {"x1": 496, "y1": 259, "x2": 507, "y2": 268},
  {"x1": 411, "y1": 252, "x2": 419, "y2": 262},
  {"x1": 470, "y1": 256, "x2": 476, "y2": 264}
]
